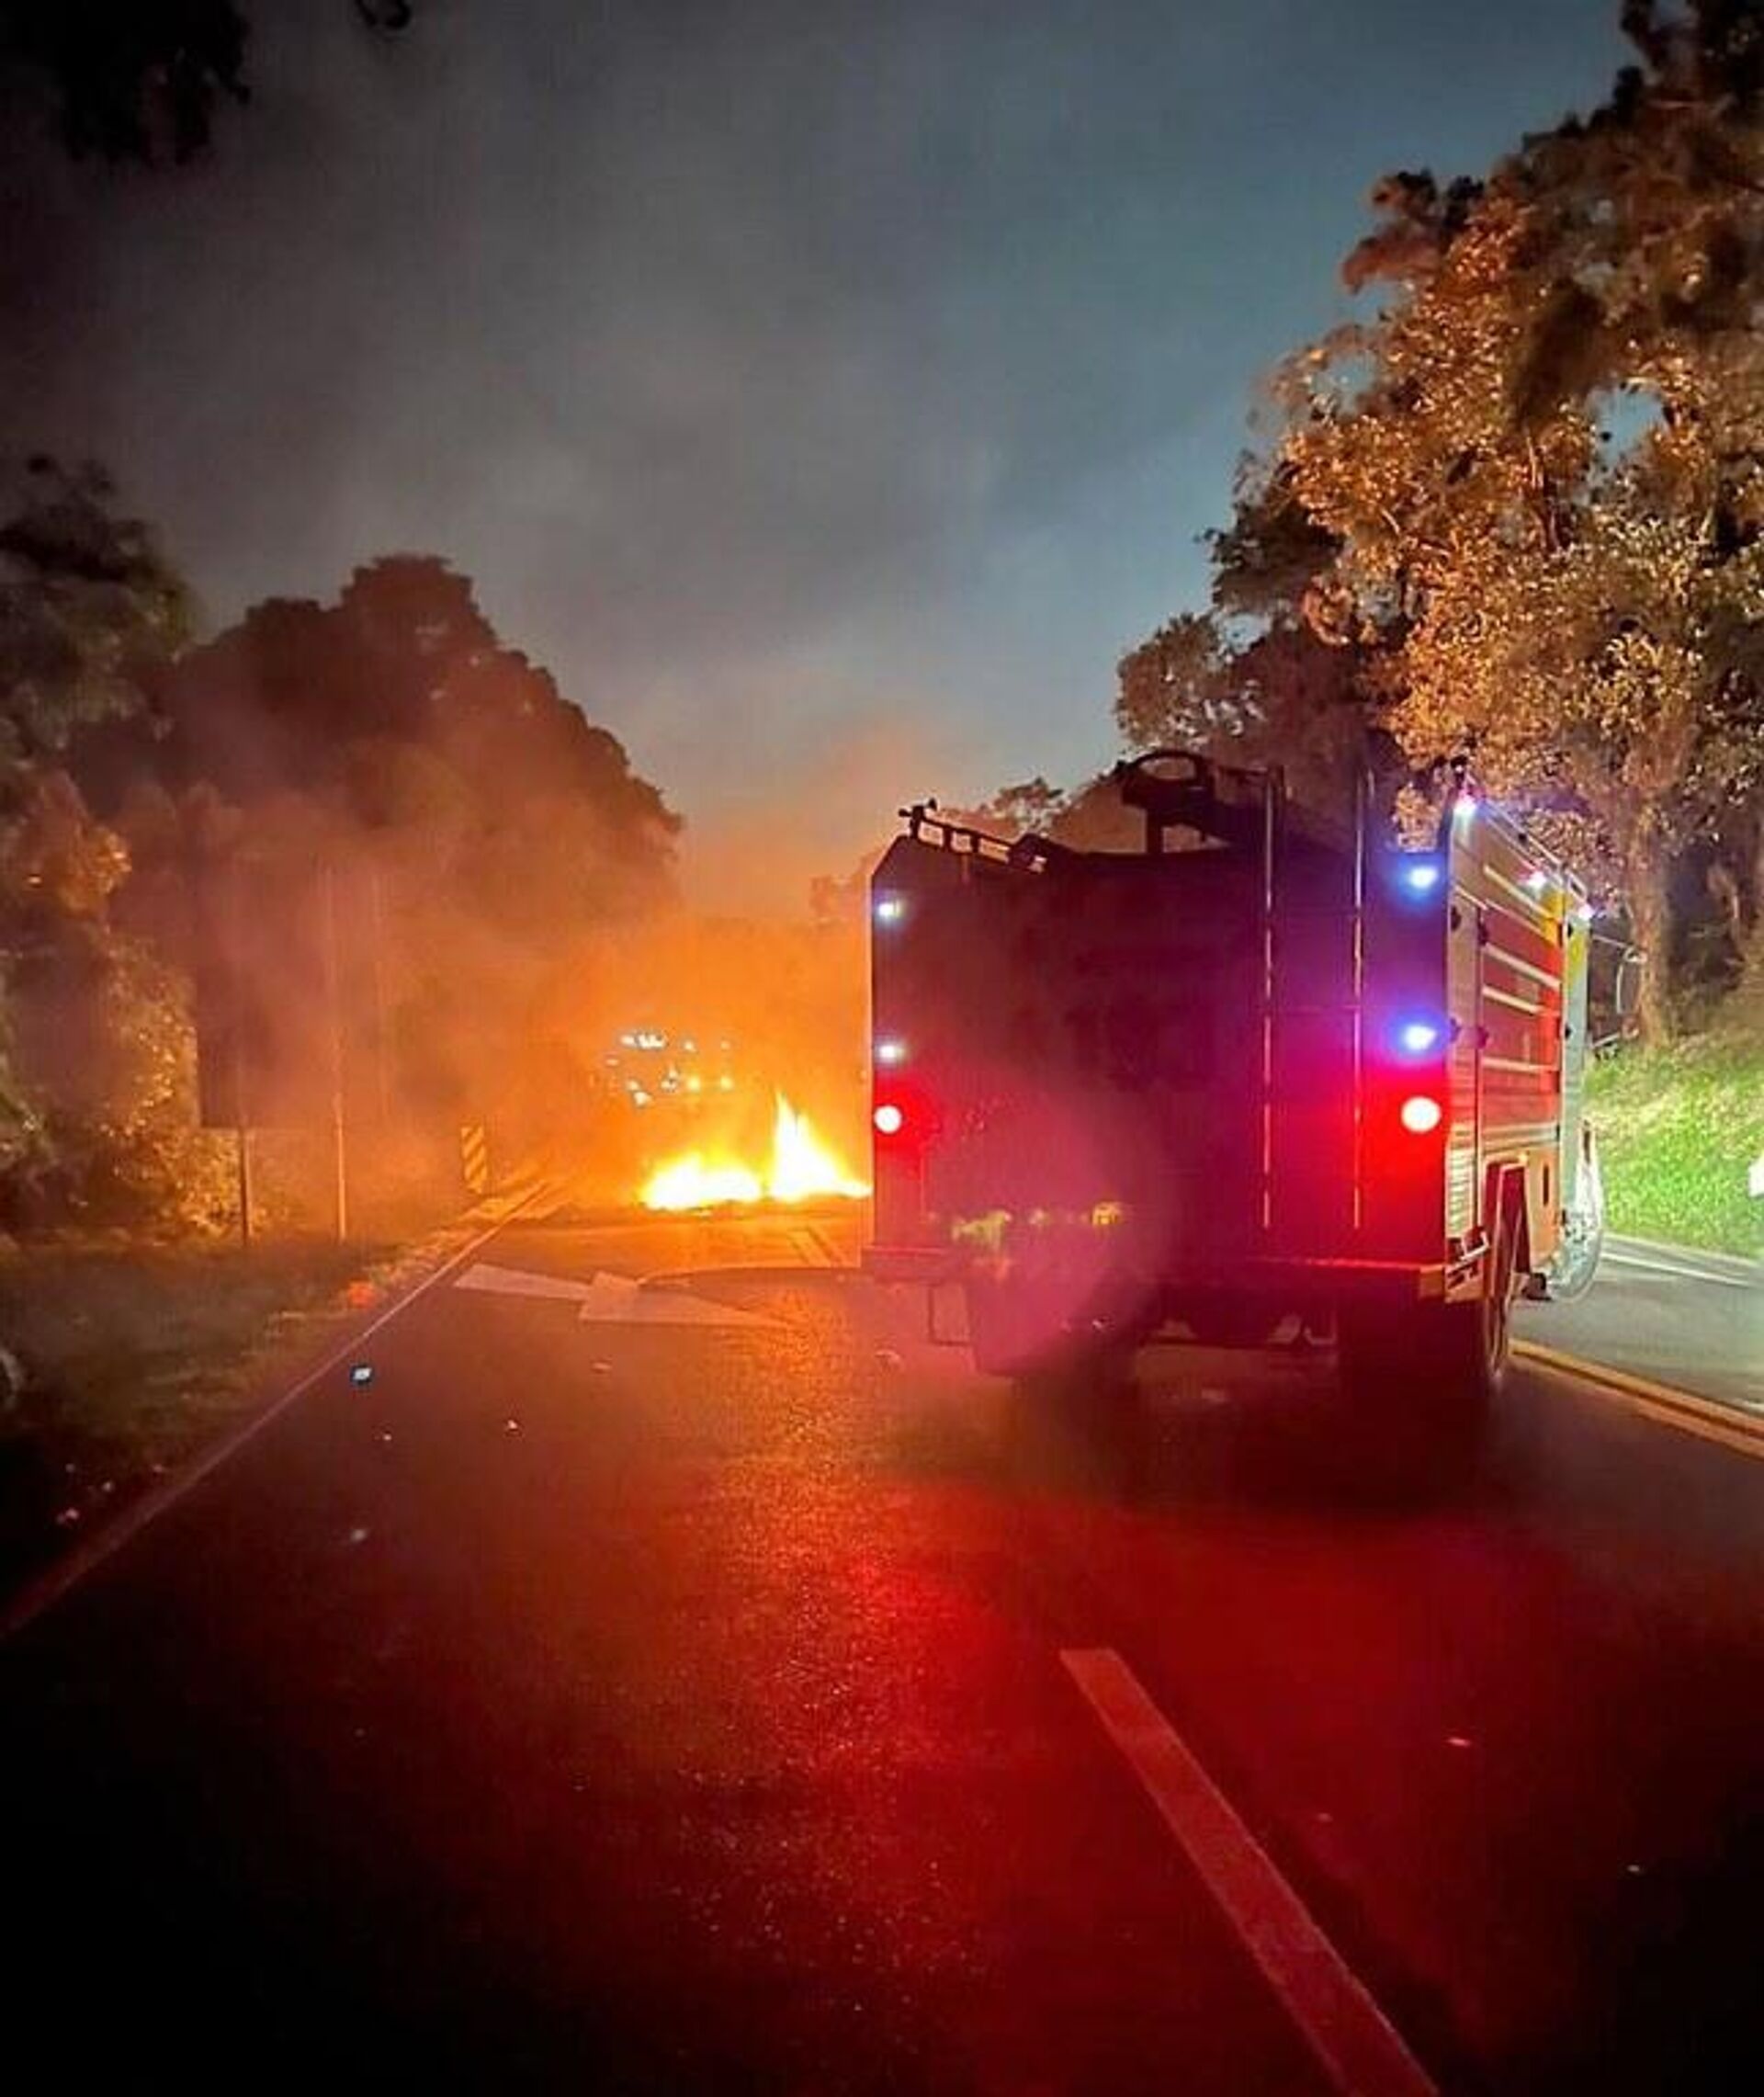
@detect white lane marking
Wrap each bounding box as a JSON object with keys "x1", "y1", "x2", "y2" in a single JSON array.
[
  {"x1": 453, "y1": 1259, "x2": 776, "y2": 1329},
  {"x1": 455, "y1": 1261, "x2": 595, "y2": 1302},
  {"x1": 2, "y1": 1185, "x2": 555, "y2": 1644},
  {"x1": 1609, "y1": 1235, "x2": 1760, "y2": 1281},
  {"x1": 575, "y1": 1273, "x2": 775, "y2": 1329},
  {"x1": 1600, "y1": 1250, "x2": 1752, "y2": 1291},
  {"x1": 1062, "y1": 1649, "x2": 1438, "y2": 2097}
]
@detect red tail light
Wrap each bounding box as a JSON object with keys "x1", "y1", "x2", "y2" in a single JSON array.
[{"x1": 873, "y1": 1102, "x2": 906, "y2": 1137}]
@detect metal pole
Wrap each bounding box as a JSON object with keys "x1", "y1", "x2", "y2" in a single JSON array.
[
  {"x1": 368, "y1": 863, "x2": 391, "y2": 1125},
  {"x1": 322, "y1": 864, "x2": 348, "y2": 1242},
  {"x1": 1259, "y1": 768, "x2": 1277, "y2": 1234},
  {"x1": 1350, "y1": 765, "x2": 1367, "y2": 1236},
  {"x1": 230, "y1": 865, "x2": 254, "y2": 1249}
]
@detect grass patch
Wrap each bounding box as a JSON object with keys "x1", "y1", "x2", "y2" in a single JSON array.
[
  {"x1": 1588, "y1": 1031, "x2": 1763, "y2": 1258},
  {"x1": 0, "y1": 1236, "x2": 413, "y2": 1597}
]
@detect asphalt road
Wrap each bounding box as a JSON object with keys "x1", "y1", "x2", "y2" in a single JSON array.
[
  {"x1": 5, "y1": 1205, "x2": 1761, "y2": 2094},
  {"x1": 1517, "y1": 1235, "x2": 1763, "y2": 1416}
]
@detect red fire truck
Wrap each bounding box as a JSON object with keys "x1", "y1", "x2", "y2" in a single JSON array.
[{"x1": 865, "y1": 751, "x2": 1603, "y2": 1434}]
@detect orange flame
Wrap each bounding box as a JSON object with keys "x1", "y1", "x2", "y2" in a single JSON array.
[{"x1": 640, "y1": 1094, "x2": 869, "y2": 1211}]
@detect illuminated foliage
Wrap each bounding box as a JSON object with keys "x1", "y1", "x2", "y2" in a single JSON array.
[
  {"x1": 0, "y1": 466, "x2": 224, "y2": 1224},
  {"x1": 1265, "y1": 0, "x2": 1764, "y2": 1038}
]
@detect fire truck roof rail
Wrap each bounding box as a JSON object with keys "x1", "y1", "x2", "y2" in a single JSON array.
[{"x1": 896, "y1": 800, "x2": 1072, "y2": 873}]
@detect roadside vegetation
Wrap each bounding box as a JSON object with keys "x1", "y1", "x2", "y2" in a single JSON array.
[
  {"x1": 1589, "y1": 1029, "x2": 1764, "y2": 1258},
  {"x1": 0, "y1": 1233, "x2": 413, "y2": 1595}
]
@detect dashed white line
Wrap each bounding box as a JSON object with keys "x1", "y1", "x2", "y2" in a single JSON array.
[
  {"x1": 1062, "y1": 1648, "x2": 1438, "y2": 2097},
  {"x1": 1601, "y1": 1250, "x2": 1752, "y2": 1291}
]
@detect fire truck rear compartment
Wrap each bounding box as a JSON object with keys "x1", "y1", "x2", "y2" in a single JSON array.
[
  {"x1": 870, "y1": 812, "x2": 1413, "y2": 1296},
  {"x1": 868, "y1": 753, "x2": 1594, "y2": 1410}
]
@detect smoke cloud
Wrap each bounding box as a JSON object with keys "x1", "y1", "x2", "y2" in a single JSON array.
[{"x1": 2, "y1": 0, "x2": 1627, "y2": 908}]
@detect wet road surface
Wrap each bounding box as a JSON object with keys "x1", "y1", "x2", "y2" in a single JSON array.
[{"x1": 5, "y1": 1206, "x2": 1761, "y2": 2093}]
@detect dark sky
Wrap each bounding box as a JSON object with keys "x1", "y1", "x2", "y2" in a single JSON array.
[{"x1": 4, "y1": 0, "x2": 1629, "y2": 909}]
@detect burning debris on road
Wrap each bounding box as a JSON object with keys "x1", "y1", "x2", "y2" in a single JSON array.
[{"x1": 641, "y1": 1093, "x2": 868, "y2": 1212}]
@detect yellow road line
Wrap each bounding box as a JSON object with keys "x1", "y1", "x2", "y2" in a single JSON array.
[{"x1": 1514, "y1": 1340, "x2": 1764, "y2": 1462}]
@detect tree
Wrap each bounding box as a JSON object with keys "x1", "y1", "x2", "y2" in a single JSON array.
[
  {"x1": 1265, "y1": 0, "x2": 1764, "y2": 1039},
  {"x1": 0, "y1": 0, "x2": 249, "y2": 162},
  {"x1": 122, "y1": 556, "x2": 682, "y2": 1123},
  {"x1": 0, "y1": 458, "x2": 190, "y2": 759},
  {"x1": 0, "y1": 754, "x2": 235, "y2": 1230},
  {"x1": 960, "y1": 776, "x2": 1074, "y2": 838},
  {"x1": 0, "y1": 0, "x2": 413, "y2": 163},
  {"x1": 1116, "y1": 463, "x2": 1385, "y2": 823},
  {"x1": 0, "y1": 462, "x2": 217, "y2": 1223}
]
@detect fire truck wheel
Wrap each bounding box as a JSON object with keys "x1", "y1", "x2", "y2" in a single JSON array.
[{"x1": 1437, "y1": 1196, "x2": 1520, "y2": 1415}]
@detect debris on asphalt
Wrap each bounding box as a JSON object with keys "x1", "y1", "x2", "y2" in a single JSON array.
[
  {"x1": 1446, "y1": 1734, "x2": 1474, "y2": 1749},
  {"x1": 349, "y1": 1363, "x2": 375, "y2": 1387},
  {"x1": 503, "y1": 1417, "x2": 521, "y2": 1433},
  {"x1": 346, "y1": 1525, "x2": 371, "y2": 1546}
]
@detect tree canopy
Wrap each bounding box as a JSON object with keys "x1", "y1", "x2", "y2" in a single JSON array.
[
  {"x1": 0, "y1": 458, "x2": 190, "y2": 759},
  {"x1": 96, "y1": 556, "x2": 683, "y2": 1127},
  {"x1": 140, "y1": 554, "x2": 679, "y2": 928},
  {"x1": 1121, "y1": 0, "x2": 1764, "y2": 1039},
  {"x1": 2, "y1": 502, "x2": 683, "y2": 1222},
  {"x1": 0, "y1": 0, "x2": 414, "y2": 163}
]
